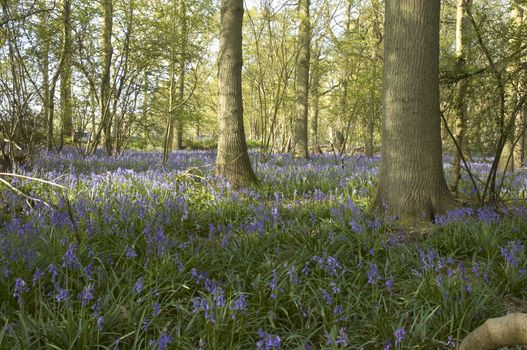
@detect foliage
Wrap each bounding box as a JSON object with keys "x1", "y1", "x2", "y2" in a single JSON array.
[{"x1": 1, "y1": 149, "x2": 527, "y2": 349}]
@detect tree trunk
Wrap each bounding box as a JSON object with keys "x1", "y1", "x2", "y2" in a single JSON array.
[
  {"x1": 513, "y1": 3, "x2": 525, "y2": 170},
  {"x1": 60, "y1": 0, "x2": 73, "y2": 145},
  {"x1": 174, "y1": 0, "x2": 187, "y2": 151},
  {"x1": 372, "y1": 0, "x2": 454, "y2": 224},
  {"x1": 450, "y1": 0, "x2": 471, "y2": 194},
  {"x1": 292, "y1": 0, "x2": 310, "y2": 159},
  {"x1": 309, "y1": 46, "x2": 322, "y2": 154},
  {"x1": 215, "y1": 0, "x2": 257, "y2": 188},
  {"x1": 101, "y1": 0, "x2": 113, "y2": 155},
  {"x1": 366, "y1": 56, "x2": 378, "y2": 158},
  {"x1": 42, "y1": 11, "x2": 52, "y2": 151}
]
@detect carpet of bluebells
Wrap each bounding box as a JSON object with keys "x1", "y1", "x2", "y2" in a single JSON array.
[{"x1": 1, "y1": 149, "x2": 527, "y2": 349}]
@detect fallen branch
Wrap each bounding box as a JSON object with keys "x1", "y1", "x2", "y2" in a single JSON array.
[{"x1": 460, "y1": 313, "x2": 527, "y2": 350}]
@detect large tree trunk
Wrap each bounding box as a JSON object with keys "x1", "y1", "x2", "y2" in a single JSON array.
[
  {"x1": 101, "y1": 0, "x2": 113, "y2": 155},
  {"x1": 215, "y1": 0, "x2": 257, "y2": 188},
  {"x1": 292, "y1": 0, "x2": 310, "y2": 159},
  {"x1": 450, "y1": 0, "x2": 471, "y2": 194},
  {"x1": 60, "y1": 0, "x2": 73, "y2": 146},
  {"x1": 373, "y1": 0, "x2": 454, "y2": 224}
]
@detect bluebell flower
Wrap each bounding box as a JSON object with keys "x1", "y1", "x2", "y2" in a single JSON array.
[
  {"x1": 133, "y1": 277, "x2": 144, "y2": 294},
  {"x1": 13, "y1": 278, "x2": 29, "y2": 304},
  {"x1": 394, "y1": 327, "x2": 406, "y2": 346},
  {"x1": 256, "y1": 329, "x2": 281, "y2": 350},
  {"x1": 79, "y1": 284, "x2": 94, "y2": 306},
  {"x1": 153, "y1": 302, "x2": 161, "y2": 317},
  {"x1": 55, "y1": 288, "x2": 69, "y2": 302}
]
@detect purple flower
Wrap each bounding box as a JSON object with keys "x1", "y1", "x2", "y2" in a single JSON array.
[
  {"x1": 394, "y1": 327, "x2": 406, "y2": 346},
  {"x1": 97, "y1": 316, "x2": 104, "y2": 331},
  {"x1": 385, "y1": 278, "x2": 393, "y2": 292},
  {"x1": 32, "y1": 268, "x2": 44, "y2": 286},
  {"x1": 367, "y1": 263, "x2": 380, "y2": 284},
  {"x1": 13, "y1": 278, "x2": 29, "y2": 304},
  {"x1": 230, "y1": 293, "x2": 248, "y2": 312},
  {"x1": 153, "y1": 302, "x2": 161, "y2": 317},
  {"x1": 321, "y1": 289, "x2": 333, "y2": 305},
  {"x1": 133, "y1": 277, "x2": 144, "y2": 294},
  {"x1": 500, "y1": 240, "x2": 525, "y2": 267},
  {"x1": 151, "y1": 332, "x2": 172, "y2": 350},
  {"x1": 325, "y1": 328, "x2": 348, "y2": 347},
  {"x1": 55, "y1": 288, "x2": 69, "y2": 302},
  {"x1": 125, "y1": 247, "x2": 137, "y2": 258},
  {"x1": 62, "y1": 243, "x2": 77, "y2": 269},
  {"x1": 257, "y1": 329, "x2": 281, "y2": 350},
  {"x1": 79, "y1": 284, "x2": 94, "y2": 306}
]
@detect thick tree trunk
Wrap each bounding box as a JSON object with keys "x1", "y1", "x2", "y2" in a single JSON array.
[
  {"x1": 450, "y1": 0, "x2": 471, "y2": 194},
  {"x1": 292, "y1": 0, "x2": 310, "y2": 159},
  {"x1": 60, "y1": 0, "x2": 73, "y2": 145},
  {"x1": 101, "y1": 0, "x2": 113, "y2": 155},
  {"x1": 373, "y1": 0, "x2": 454, "y2": 224},
  {"x1": 215, "y1": 0, "x2": 257, "y2": 188}
]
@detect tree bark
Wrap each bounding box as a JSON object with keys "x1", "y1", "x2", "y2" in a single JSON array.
[
  {"x1": 309, "y1": 46, "x2": 322, "y2": 154},
  {"x1": 215, "y1": 0, "x2": 257, "y2": 188},
  {"x1": 450, "y1": 0, "x2": 471, "y2": 194},
  {"x1": 101, "y1": 0, "x2": 113, "y2": 155},
  {"x1": 512, "y1": 3, "x2": 525, "y2": 170},
  {"x1": 373, "y1": 0, "x2": 454, "y2": 224},
  {"x1": 60, "y1": 0, "x2": 73, "y2": 145},
  {"x1": 292, "y1": 0, "x2": 310, "y2": 159},
  {"x1": 174, "y1": 0, "x2": 187, "y2": 151}
]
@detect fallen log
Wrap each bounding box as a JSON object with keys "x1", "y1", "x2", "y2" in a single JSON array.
[{"x1": 460, "y1": 313, "x2": 527, "y2": 350}]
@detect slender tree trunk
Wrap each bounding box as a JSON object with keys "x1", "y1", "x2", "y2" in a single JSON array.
[
  {"x1": 175, "y1": 0, "x2": 187, "y2": 151},
  {"x1": 60, "y1": 0, "x2": 73, "y2": 145},
  {"x1": 292, "y1": 0, "x2": 310, "y2": 159},
  {"x1": 450, "y1": 0, "x2": 471, "y2": 194},
  {"x1": 101, "y1": 0, "x2": 113, "y2": 155},
  {"x1": 309, "y1": 46, "x2": 321, "y2": 154},
  {"x1": 366, "y1": 57, "x2": 378, "y2": 158},
  {"x1": 373, "y1": 0, "x2": 454, "y2": 224},
  {"x1": 216, "y1": 0, "x2": 256, "y2": 187},
  {"x1": 513, "y1": 3, "x2": 525, "y2": 170},
  {"x1": 42, "y1": 13, "x2": 52, "y2": 151}
]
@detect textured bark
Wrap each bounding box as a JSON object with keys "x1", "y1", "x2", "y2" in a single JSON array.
[
  {"x1": 309, "y1": 47, "x2": 322, "y2": 154},
  {"x1": 373, "y1": 0, "x2": 454, "y2": 224},
  {"x1": 215, "y1": 0, "x2": 257, "y2": 188},
  {"x1": 460, "y1": 313, "x2": 527, "y2": 350},
  {"x1": 42, "y1": 13, "x2": 52, "y2": 151},
  {"x1": 292, "y1": 0, "x2": 310, "y2": 159},
  {"x1": 163, "y1": 0, "x2": 186, "y2": 163},
  {"x1": 450, "y1": 0, "x2": 471, "y2": 194},
  {"x1": 60, "y1": 0, "x2": 73, "y2": 143},
  {"x1": 101, "y1": 0, "x2": 113, "y2": 155}
]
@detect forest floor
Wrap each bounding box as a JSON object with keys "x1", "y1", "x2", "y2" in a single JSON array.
[{"x1": 1, "y1": 149, "x2": 527, "y2": 349}]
